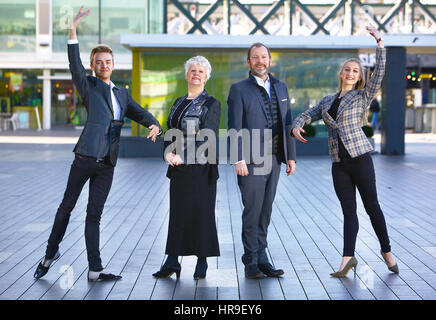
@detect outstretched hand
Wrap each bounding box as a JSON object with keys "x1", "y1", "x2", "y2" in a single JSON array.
[
  {"x1": 72, "y1": 5, "x2": 90, "y2": 29},
  {"x1": 366, "y1": 25, "x2": 381, "y2": 41},
  {"x1": 147, "y1": 124, "x2": 160, "y2": 142},
  {"x1": 292, "y1": 127, "x2": 308, "y2": 144}
]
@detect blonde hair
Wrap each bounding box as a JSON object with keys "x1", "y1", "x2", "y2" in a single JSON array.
[
  {"x1": 337, "y1": 58, "x2": 365, "y2": 91},
  {"x1": 90, "y1": 44, "x2": 113, "y2": 65},
  {"x1": 337, "y1": 58, "x2": 368, "y2": 125}
]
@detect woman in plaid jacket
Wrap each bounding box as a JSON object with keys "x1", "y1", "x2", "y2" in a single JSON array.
[{"x1": 292, "y1": 26, "x2": 399, "y2": 278}]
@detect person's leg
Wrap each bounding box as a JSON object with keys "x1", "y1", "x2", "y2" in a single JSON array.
[
  {"x1": 352, "y1": 154, "x2": 391, "y2": 254},
  {"x1": 257, "y1": 155, "x2": 281, "y2": 265},
  {"x1": 85, "y1": 162, "x2": 114, "y2": 271},
  {"x1": 370, "y1": 112, "x2": 377, "y2": 129},
  {"x1": 332, "y1": 161, "x2": 358, "y2": 257},
  {"x1": 194, "y1": 256, "x2": 208, "y2": 279},
  {"x1": 238, "y1": 167, "x2": 267, "y2": 267},
  {"x1": 374, "y1": 112, "x2": 380, "y2": 130},
  {"x1": 45, "y1": 156, "x2": 91, "y2": 259}
]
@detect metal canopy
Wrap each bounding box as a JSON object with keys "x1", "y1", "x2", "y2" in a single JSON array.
[{"x1": 121, "y1": 33, "x2": 436, "y2": 50}]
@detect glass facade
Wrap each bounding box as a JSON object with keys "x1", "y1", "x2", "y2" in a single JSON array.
[
  {"x1": 137, "y1": 49, "x2": 354, "y2": 136},
  {"x1": 52, "y1": 0, "x2": 99, "y2": 53},
  {"x1": 0, "y1": 69, "x2": 42, "y2": 108},
  {"x1": 0, "y1": 0, "x2": 36, "y2": 52},
  {"x1": 52, "y1": 1, "x2": 163, "y2": 53},
  {"x1": 101, "y1": 0, "x2": 149, "y2": 54},
  {"x1": 50, "y1": 69, "x2": 132, "y2": 127}
]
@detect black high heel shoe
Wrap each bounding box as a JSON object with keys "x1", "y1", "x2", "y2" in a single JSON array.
[
  {"x1": 152, "y1": 262, "x2": 181, "y2": 279},
  {"x1": 193, "y1": 260, "x2": 208, "y2": 280}
]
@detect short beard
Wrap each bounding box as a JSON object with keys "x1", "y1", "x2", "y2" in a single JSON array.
[{"x1": 251, "y1": 67, "x2": 268, "y2": 78}]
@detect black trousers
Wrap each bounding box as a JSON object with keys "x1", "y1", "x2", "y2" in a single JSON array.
[
  {"x1": 45, "y1": 154, "x2": 114, "y2": 271},
  {"x1": 332, "y1": 153, "x2": 391, "y2": 257}
]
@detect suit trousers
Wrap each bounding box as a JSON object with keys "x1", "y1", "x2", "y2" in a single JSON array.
[
  {"x1": 45, "y1": 154, "x2": 114, "y2": 271},
  {"x1": 237, "y1": 154, "x2": 281, "y2": 266},
  {"x1": 332, "y1": 152, "x2": 391, "y2": 257}
]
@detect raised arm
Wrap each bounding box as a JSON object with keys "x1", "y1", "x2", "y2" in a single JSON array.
[
  {"x1": 68, "y1": 6, "x2": 91, "y2": 102},
  {"x1": 363, "y1": 26, "x2": 386, "y2": 106}
]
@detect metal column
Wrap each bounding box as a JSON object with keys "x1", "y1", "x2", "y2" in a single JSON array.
[
  {"x1": 42, "y1": 69, "x2": 51, "y2": 130},
  {"x1": 381, "y1": 47, "x2": 406, "y2": 156}
]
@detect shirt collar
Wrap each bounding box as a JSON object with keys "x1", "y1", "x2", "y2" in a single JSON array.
[
  {"x1": 251, "y1": 73, "x2": 270, "y2": 86},
  {"x1": 110, "y1": 81, "x2": 118, "y2": 90}
]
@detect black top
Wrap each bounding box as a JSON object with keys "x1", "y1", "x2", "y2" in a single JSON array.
[
  {"x1": 170, "y1": 98, "x2": 192, "y2": 129},
  {"x1": 328, "y1": 96, "x2": 351, "y2": 159}
]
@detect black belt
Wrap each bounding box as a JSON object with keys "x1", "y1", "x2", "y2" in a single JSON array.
[{"x1": 76, "y1": 154, "x2": 109, "y2": 164}]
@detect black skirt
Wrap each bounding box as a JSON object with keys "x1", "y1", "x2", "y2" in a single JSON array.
[{"x1": 165, "y1": 165, "x2": 220, "y2": 257}]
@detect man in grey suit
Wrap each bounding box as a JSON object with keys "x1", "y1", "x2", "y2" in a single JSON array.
[{"x1": 227, "y1": 43, "x2": 296, "y2": 279}]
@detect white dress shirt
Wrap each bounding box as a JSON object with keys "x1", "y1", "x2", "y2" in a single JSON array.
[{"x1": 252, "y1": 73, "x2": 271, "y2": 100}]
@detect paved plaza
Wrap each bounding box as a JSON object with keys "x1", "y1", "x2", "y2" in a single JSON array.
[{"x1": 0, "y1": 130, "x2": 435, "y2": 300}]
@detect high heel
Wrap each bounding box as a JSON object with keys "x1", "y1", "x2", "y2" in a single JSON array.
[
  {"x1": 330, "y1": 256, "x2": 358, "y2": 278},
  {"x1": 152, "y1": 263, "x2": 181, "y2": 279},
  {"x1": 381, "y1": 250, "x2": 399, "y2": 274},
  {"x1": 193, "y1": 260, "x2": 208, "y2": 280}
]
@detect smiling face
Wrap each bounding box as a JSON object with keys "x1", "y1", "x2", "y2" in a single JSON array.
[
  {"x1": 186, "y1": 64, "x2": 208, "y2": 87},
  {"x1": 91, "y1": 52, "x2": 114, "y2": 82},
  {"x1": 340, "y1": 61, "x2": 361, "y2": 88},
  {"x1": 247, "y1": 45, "x2": 271, "y2": 78}
]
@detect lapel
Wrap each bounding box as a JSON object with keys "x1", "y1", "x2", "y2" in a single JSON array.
[
  {"x1": 322, "y1": 93, "x2": 339, "y2": 125},
  {"x1": 248, "y1": 74, "x2": 269, "y2": 120},
  {"x1": 270, "y1": 76, "x2": 287, "y2": 120}
]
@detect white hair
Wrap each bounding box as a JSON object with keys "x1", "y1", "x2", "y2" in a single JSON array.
[{"x1": 184, "y1": 56, "x2": 212, "y2": 81}]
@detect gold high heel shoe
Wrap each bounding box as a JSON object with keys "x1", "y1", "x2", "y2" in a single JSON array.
[
  {"x1": 381, "y1": 250, "x2": 399, "y2": 274},
  {"x1": 330, "y1": 257, "x2": 358, "y2": 278}
]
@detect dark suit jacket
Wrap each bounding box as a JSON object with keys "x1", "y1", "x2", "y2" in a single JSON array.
[
  {"x1": 227, "y1": 73, "x2": 296, "y2": 164},
  {"x1": 68, "y1": 43, "x2": 161, "y2": 166}
]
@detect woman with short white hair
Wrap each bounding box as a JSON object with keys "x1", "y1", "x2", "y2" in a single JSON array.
[{"x1": 153, "y1": 56, "x2": 221, "y2": 280}]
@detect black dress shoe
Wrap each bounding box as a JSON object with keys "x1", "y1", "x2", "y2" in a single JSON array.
[
  {"x1": 88, "y1": 270, "x2": 122, "y2": 282},
  {"x1": 193, "y1": 261, "x2": 208, "y2": 280},
  {"x1": 245, "y1": 265, "x2": 264, "y2": 279},
  {"x1": 34, "y1": 251, "x2": 60, "y2": 279},
  {"x1": 258, "y1": 263, "x2": 284, "y2": 277},
  {"x1": 152, "y1": 263, "x2": 181, "y2": 279}
]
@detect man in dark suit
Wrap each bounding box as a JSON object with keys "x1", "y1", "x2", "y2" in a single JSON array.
[
  {"x1": 227, "y1": 43, "x2": 296, "y2": 279},
  {"x1": 34, "y1": 6, "x2": 161, "y2": 282}
]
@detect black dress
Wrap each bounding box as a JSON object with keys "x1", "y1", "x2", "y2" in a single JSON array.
[{"x1": 164, "y1": 95, "x2": 221, "y2": 257}]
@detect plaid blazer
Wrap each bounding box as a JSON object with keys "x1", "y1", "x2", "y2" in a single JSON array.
[{"x1": 292, "y1": 47, "x2": 386, "y2": 162}]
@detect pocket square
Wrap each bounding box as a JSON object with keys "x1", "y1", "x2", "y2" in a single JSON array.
[{"x1": 281, "y1": 98, "x2": 288, "y2": 102}]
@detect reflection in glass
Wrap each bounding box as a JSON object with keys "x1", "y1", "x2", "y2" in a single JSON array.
[
  {"x1": 52, "y1": 0, "x2": 99, "y2": 52},
  {"x1": 0, "y1": 1, "x2": 36, "y2": 52}
]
